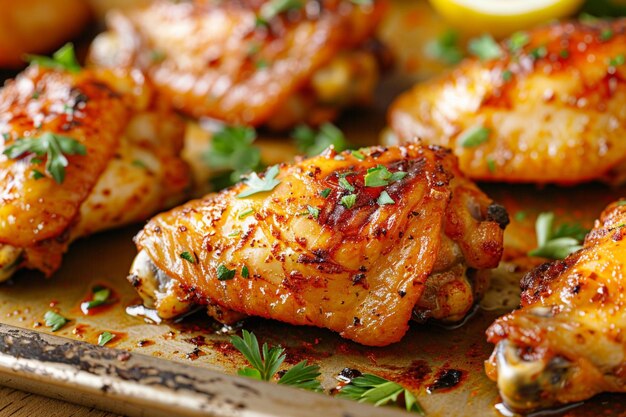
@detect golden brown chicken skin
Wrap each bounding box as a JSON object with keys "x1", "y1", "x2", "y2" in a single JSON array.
[
  {"x1": 129, "y1": 145, "x2": 507, "y2": 346},
  {"x1": 389, "y1": 19, "x2": 626, "y2": 185},
  {"x1": 486, "y1": 202, "x2": 626, "y2": 412},
  {"x1": 0, "y1": 65, "x2": 189, "y2": 280},
  {"x1": 88, "y1": 0, "x2": 386, "y2": 129}
]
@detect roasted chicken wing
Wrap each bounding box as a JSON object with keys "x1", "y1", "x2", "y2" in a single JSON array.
[
  {"x1": 388, "y1": 19, "x2": 626, "y2": 185},
  {"x1": 486, "y1": 202, "x2": 626, "y2": 412},
  {"x1": 0, "y1": 65, "x2": 189, "y2": 280},
  {"x1": 128, "y1": 145, "x2": 507, "y2": 346},
  {"x1": 88, "y1": 0, "x2": 386, "y2": 130}
]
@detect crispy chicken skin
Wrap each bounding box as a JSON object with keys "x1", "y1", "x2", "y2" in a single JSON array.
[
  {"x1": 88, "y1": 0, "x2": 386, "y2": 129},
  {"x1": 486, "y1": 202, "x2": 626, "y2": 412},
  {"x1": 389, "y1": 19, "x2": 626, "y2": 185},
  {"x1": 0, "y1": 65, "x2": 189, "y2": 280},
  {"x1": 129, "y1": 145, "x2": 507, "y2": 346}
]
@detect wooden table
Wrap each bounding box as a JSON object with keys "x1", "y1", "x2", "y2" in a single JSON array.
[{"x1": 0, "y1": 386, "x2": 118, "y2": 417}]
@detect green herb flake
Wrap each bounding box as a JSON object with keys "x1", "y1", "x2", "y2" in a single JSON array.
[
  {"x1": 230, "y1": 330, "x2": 322, "y2": 391},
  {"x1": 559, "y1": 49, "x2": 570, "y2": 59},
  {"x1": 31, "y1": 169, "x2": 45, "y2": 180},
  {"x1": 514, "y1": 211, "x2": 527, "y2": 222},
  {"x1": 468, "y1": 35, "x2": 503, "y2": 61},
  {"x1": 351, "y1": 150, "x2": 366, "y2": 161},
  {"x1": 237, "y1": 165, "x2": 281, "y2": 198},
  {"x1": 508, "y1": 31, "x2": 530, "y2": 53},
  {"x1": 3, "y1": 132, "x2": 87, "y2": 184},
  {"x1": 255, "y1": 59, "x2": 269, "y2": 69},
  {"x1": 530, "y1": 45, "x2": 548, "y2": 60},
  {"x1": 217, "y1": 264, "x2": 236, "y2": 281},
  {"x1": 502, "y1": 69, "x2": 513, "y2": 82},
  {"x1": 306, "y1": 205, "x2": 320, "y2": 219},
  {"x1": 338, "y1": 176, "x2": 355, "y2": 192},
  {"x1": 81, "y1": 287, "x2": 111, "y2": 312},
  {"x1": 132, "y1": 159, "x2": 148, "y2": 169},
  {"x1": 426, "y1": 29, "x2": 464, "y2": 65},
  {"x1": 238, "y1": 208, "x2": 255, "y2": 219},
  {"x1": 364, "y1": 165, "x2": 407, "y2": 187},
  {"x1": 486, "y1": 157, "x2": 496, "y2": 173},
  {"x1": 259, "y1": 0, "x2": 303, "y2": 22},
  {"x1": 458, "y1": 126, "x2": 490, "y2": 148},
  {"x1": 341, "y1": 194, "x2": 357, "y2": 209},
  {"x1": 292, "y1": 123, "x2": 349, "y2": 156},
  {"x1": 377, "y1": 191, "x2": 395, "y2": 205},
  {"x1": 617, "y1": 200, "x2": 626, "y2": 206},
  {"x1": 528, "y1": 212, "x2": 589, "y2": 260},
  {"x1": 609, "y1": 54, "x2": 625, "y2": 67},
  {"x1": 150, "y1": 49, "x2": 166, "y2": 63},
  {"x1": 228, "y1": 230, "x2": 241, "y2": 237},
  {"x1": 180, "y1": 251, "x2": 196, "y2": 263},
  {"x1": 338, "y1": 373, "x2": 425, "y2": 415},
  {"x1": 98, "y1": 331, "x2": 115, "y2": 346},
  {"x1": 319, "y1": 188, "x2": 331, "y2": 198},
  {"x1": 27, "y1": 43, "x2": 81, "y2": 73},
  {"x1": 44, "y1": 311, "x2": 68, "y2": 332},
  {"x1": 242, "y1": 265, "x2": 250, "y2": 279},
  {"x1": 600, "y1": 28, "x2": 614, "y2": 41}
]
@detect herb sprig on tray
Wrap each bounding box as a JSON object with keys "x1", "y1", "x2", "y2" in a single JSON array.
[{"x1": 529, "y1": 212, "x2": 589, "y2": 259}]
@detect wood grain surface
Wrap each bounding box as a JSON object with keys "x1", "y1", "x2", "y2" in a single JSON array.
[{"x1": 0, "y1": 386, "x2": 119, "y2": 417}]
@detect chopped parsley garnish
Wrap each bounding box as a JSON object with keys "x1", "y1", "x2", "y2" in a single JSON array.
[
  {"x1": 204, "y1": 125, "x2": 262, "y2": 189},
  {"x1": 341, "y1": 194, "x2": 357, "y2": 209},
  {"x1": 617, "y1": 200, "x2": 626, "y2": 206},
  {"x1": 132, "y1": 159, "x2": 148, "y2": 169},
  {"x1": 502, "y1": 69, "x2": 513, "y2": 82},
  {"x1": 530, "y1": 45, "x2": 548, "y2": 60},
  {"x1": 255, "y1": 58, "x2": 269, "y2": 69},
  {"x1": 364, "y1": 165, "x2": 407, "y2": 187},
  {"x1": 600, "y1": 28, "x2": 614, "y2": 41},
  {"x1": 560, "y1": 49, "x2": 570, "y2": 59},
  {"x1": 377, "y1": 191, "x2": 395, "y2": 205},
  {"x1": 338, "y1": 176, "x2": 355, "y2": 192},
  {"x1": 180, "y1": 251, "x2": 196, "y2": 263},
  {"x1": 228, "y1": 230, "x2": 241, "y2": 237},
  {"x1": 237, "y1": 165, "x2": 281, "y2": 198},
  {"x1": 3, "y1": 132, "x2": 87, "y2": 184},
  {"x1": 486, "y1": 157, "x2": 496, "y2": 173},
  {"x1": 514, "y1": 211, "x2": 527, "y2": 222},
  {"x1": 508, "y1": 31, "x2": 530, "y2": 53},
  {"x1": 306, "y1": 205, "x2": 320, "y2": 219},
  {"x1": 292, "y1": 123, "x2": 349, "y2": 156},
  {"x1": 258, "y1": 0, "x2": 303, "y2": 24},
  {"x1": 529, "y1": 212, "x2": 589, "y2": 259},
  {"x1": 150, "y1": 49, "x2": 166, "y2": 63},
  {"x1": 81, "y1": 287, "x2": 111, "y2": 312},
  {"x1": 238, "y1": 208, "x2": 255, "y2": 219},
  {"x1": 426, "y1": 29, "x2": 464, "y2": 65},
  {"x1": 217, "y1": 264, "x2": 236, "y2": 281},
  {"x1": 609, "y1": 54, "x2": 625, "y2": 67},
  {"x1": 31, "y1": 170, "x2": 45, "y2": 180},
  {"x1": 458, "y1": 126, "x2": 490, "y2": 148},
  {"x1": 351, "y1": 150, "x2": 366, "y2": 161},
  {"x1": 98, "y1": 331, "x2": 115, "y2": 346},
  {"x1": 230, "y1": 330, "x2": 322, "y2": 391},
  {"x1": 44, "y1": 311, "x2": 68, "y2": 332},
  {"x1": 319, "y1": 188, "x2": 332, "y2": 198},
  {"x1": 27, "y1": 43, "x2": 81, "y2": 73},
  {"x1": 338, "y1": 373, "x2": 425, "y2": 414},
  {"x1": 242, "y1": 265, "x2": 250, "y2": 278},
  {"x1": 468, "y1": 35, "x2": 503, "y2": 61}
]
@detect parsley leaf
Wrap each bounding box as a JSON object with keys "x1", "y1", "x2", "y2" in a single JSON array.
[
  {"x1": 204, "y1": 125, "x2": 262, "y2": 189},
  {"x1": 508, "y1": 31, "x2": 530, "y2": 53},
  {"x1": 217, "y1": 264, "x2": 236, "y2": 281},
  {"x1": 180, "y1": 251, "x2": 195, "y2": 263},
  {"x1": 319, "y1": 188, "x2": 331, "y2": 198},
  {"x1": 339, "y1": 176, "x2": 355, "y2": 192},
  {"x1": 364, "y1": 165, "x2": 407, "y2": 187},
  {"x1": 259, "y1": 0, "x2": 303, "y2": 23},
  {"x1": 292, "y1": 123, "x2": 349, "y2": 156},
  {"x1": 242, "y1": 265, "x2": 250, "y2": 278},
  {"x1": 426, "y1": 29, "x2": 464, "y2": 65},
  {"x1": 98, "y1": 331, "x2": 115, "y2": 346},
  {"x1": 338, "y1": 374, "x2": 425, "y2": 414},
  {"x1": 44, "y1": 311, "x2": 68, "y2": 332},
  {"x1": 468, "y1": 35, "x2": 503, "y2": 61},
  {"x1": 3, "y1": 132, "x2": 87, "y2": 184},
  {"x1": 81, "y1": 287, "x2": 111, "y2": 313},
  {"x1": 306, "y1": 205, "x2": 320, "y2": 219},
  {"x1": 340, "y1": 194, "x2": 357, "y2": 209},
  {"x1": 26, "y1": 43, "x2": 81, "y2": 73},
  {"x1": 231, "y1": 330, "x2": 322, "y2": 391},
  {"x1": 529, "y1": 212, "x2": 589, "y2": 259},
  {"x1": 458, "y1": 126, "x2": 490, "y2": 148},
  {"x1": 237, "y1": 165, "x2": 281, "y2": 198},
  {"x1": 377, "y1": 191, "x2": 395, "y2": 205}
]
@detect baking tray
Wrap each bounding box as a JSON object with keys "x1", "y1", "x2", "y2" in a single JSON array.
[{"x1": 1, "y1": 1, "x2": 625, "y2": 416}]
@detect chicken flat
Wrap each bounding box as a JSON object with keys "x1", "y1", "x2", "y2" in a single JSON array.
[
  {"x1": 388, "y1": 19, "x2": 626, "y2": 185},
  {"x1": 0, "y1": 64, "x2": 189, "y2": 280},
  {"x1": 129, "y1": 145, "x2": 507, "y2": 346},
  {"x1": 88, "y1": 0, "x2": 387, "y2": 130},
  {"x1": 486, "y1": 202, "x2": 626, "y2": 412}
]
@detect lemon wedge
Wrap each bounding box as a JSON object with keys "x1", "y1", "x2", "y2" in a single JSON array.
[{"x1": 428, "y1": 0, "x2": 585, "y2": 38}]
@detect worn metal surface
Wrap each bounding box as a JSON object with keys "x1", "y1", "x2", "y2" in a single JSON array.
[{"x1": 1, "y1": 1, "x2": 625, "y2": 416}]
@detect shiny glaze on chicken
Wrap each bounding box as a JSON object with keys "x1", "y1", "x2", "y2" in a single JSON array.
[
  {"x1": 88, "y1": 0, "x2": 386, "y2": 129},
  {"x1": 0, "y1": 65, "x2": 189, "y2": 280},
  {"x1": 129, "y1": 145, "x2": 507, "y2": 346},
  {"x1": 389, "y1": 19, "x2": 626, "y2": 185},
  {"x1": 486, "y1": 202, "x2": 626, "y2": 412}
]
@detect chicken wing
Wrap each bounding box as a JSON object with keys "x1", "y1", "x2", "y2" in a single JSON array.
[
  {"x1": 486, "y1": 202, "x2": 626, "y2": 412},
  {"x1": 0, "y1": 65, "x2": 189, "y2": 280},
  {"x1": 388, "y1": 19, "x2": 626, "y2": 185},
  {"x1": 128, "y1": 145, "x2": 507, "y2": 346},
  {"x1": 88, "y1": 0, "x2": 386, "y2": 130}
]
